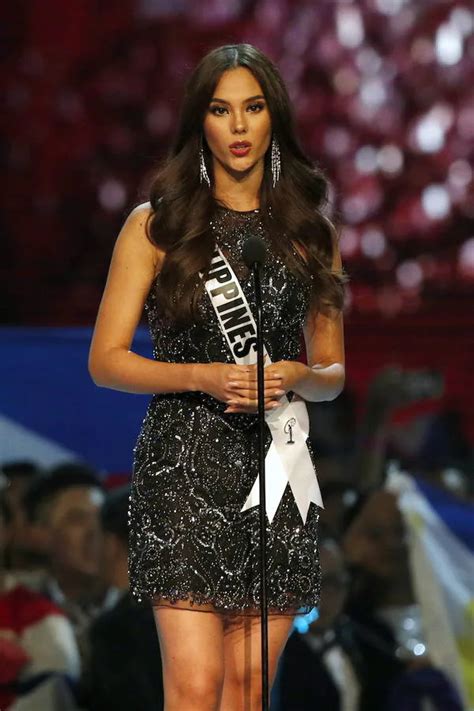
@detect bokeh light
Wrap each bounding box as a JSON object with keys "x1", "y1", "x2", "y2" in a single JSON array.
[{"x1": 2, "y1": 0, "x2": 473, "y2": 324}]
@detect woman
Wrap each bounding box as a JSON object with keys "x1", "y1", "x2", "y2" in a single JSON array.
[{"x1": 89, "y1": 43, "x2": 345, "y2": 711}]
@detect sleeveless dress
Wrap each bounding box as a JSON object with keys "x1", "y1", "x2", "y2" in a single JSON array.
[{"x1": 128, "y1": 205, "x2": 321, "y2": 615}]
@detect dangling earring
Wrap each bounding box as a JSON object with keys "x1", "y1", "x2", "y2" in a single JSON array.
[
  {"x1": 271, "y1": 136, "x2": 281, "y2": 188},
  {"x1": 199, "y1": 138, "x2": 210, "y2": 187}
]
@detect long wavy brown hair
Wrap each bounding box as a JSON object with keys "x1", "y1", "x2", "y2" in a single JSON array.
[{"x1": 146, "y1": 43, "x2": 345, "y2": 324}]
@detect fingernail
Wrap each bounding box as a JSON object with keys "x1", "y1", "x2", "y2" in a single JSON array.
[
  {"x1": 271, "y1": 402, "x2": 280, "y2": 408},
  {"x1": 276, "y1": 389, "x2": 285, "y2": 395}
]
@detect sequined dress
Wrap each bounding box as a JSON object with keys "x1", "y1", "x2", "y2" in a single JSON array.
[{"x1": 128, "y1": 206, "x2": 321, "y2": 615}]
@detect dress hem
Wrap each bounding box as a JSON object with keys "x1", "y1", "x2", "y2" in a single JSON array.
[{"x1": 132, "y1": 588, "x2": 318, "y2": 617}]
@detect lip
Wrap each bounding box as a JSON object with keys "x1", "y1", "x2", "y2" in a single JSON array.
[{"x1": 229, "y1": 141, "x2": 252, "y2": 157}]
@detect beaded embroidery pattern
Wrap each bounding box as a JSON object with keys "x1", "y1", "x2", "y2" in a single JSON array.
[{"x1": 128, "y1": 206, "x2": 321, "y2": 615}]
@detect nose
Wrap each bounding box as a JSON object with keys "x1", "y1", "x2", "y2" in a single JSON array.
[{"x1": 231, "y1": 109, "x2": 248, "y2": 134}]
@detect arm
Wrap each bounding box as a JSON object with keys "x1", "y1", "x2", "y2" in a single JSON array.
[
  {"x1": 267, "y1": 237, "x2": 345, "y2": 403},
  {"x1": 89, "y1": 204, "x2": 281, "y2": 404},
  {"x1": 223, "y1": 237, "x2": 346, "y2": 413},
  {"x1": 293, "y1": 300, "x2": 345, "y2": 402},
  {"x1": 88, "y1": 203, "x2": 202, "y2": 394}
]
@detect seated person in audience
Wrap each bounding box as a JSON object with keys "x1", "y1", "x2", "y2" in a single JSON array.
[
  {"x1": 0, "y1": 461, "x2": 47, "y2": 575},
  {"x1": 0, "y1": 493, "x2": 80, "y2": 710},
  {"x1": 277, "y1": 537, "x2": 365, "y2": 711},
  {"x1": 343, "y1": 489, "x2": 464, "y2": 711},
  {"x1": 79, "y1": 486, "x2": 164, "y2": 711},
  {"x1": 22, "y1": 463, "x2": 119, "y2": 664}
]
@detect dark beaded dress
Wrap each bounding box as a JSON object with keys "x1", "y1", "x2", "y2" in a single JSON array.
[{"x1": 128, "y1": 205, "x2": 321, "y2": 616}]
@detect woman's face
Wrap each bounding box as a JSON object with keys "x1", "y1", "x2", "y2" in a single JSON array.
[{"x1": 203, "y1": 67, "x2": 272, "y2": 179}]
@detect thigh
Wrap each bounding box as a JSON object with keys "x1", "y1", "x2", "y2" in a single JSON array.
[
  {"x1": 222, "y1": 613, "x2": 294, "y2": 686},
  {"x1": 154, "y1": 604, "x2": 226, "y2": 683}
]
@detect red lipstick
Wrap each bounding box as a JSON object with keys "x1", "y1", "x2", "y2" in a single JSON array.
[{"x1": 229, "y1": 141, "x2": 251, "y2": 157}]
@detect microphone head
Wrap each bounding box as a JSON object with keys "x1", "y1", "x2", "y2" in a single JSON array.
[{"x1": 242, "y1": 235, "x2": 267, "y2": 268}]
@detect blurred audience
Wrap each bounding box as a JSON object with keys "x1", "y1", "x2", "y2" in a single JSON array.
[
  {"x1": 0, "y1": 485, "x2": 80, "y2": 710},
  {"x1": 300, "y1": 364, "x2": 470, "y2": 709},
  {"x1": 277, "y1": 537, "x2": 364, "y2": 711},
  {"x1": 22, "y1": 463, "x2": 119, "y2": 665},
  {"x1": 79, "y1": 486, "x2": 164, "y2": 711},
  {"x1": 342, "y1": 489, "x2": 464, "y2": 710},
  {"x1": 0, "y1": 461, "x2": 46, "y2": 573},
  {"x1": 0, "y1": 360, "x2": 471, "y2": 709}
]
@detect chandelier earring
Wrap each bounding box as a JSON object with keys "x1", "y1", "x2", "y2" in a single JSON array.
[
  {"x1": 199, "y1": 138, "x2": 211, "y2": 187},
  {"x1": 271, "y1": 136, "x2": 281, "y2": 188}
]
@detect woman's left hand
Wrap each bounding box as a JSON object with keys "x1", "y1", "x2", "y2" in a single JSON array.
[
  {"x1": 265, "y1": 359, "x2": 308, "y2": 395},
  {"x1": 224, "y1": 360, "x2": 308, "y2": 414}
]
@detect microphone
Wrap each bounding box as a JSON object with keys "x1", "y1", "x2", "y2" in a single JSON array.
[{"x1": 242, "y1": 235, "x2": 266, "y2": 268}]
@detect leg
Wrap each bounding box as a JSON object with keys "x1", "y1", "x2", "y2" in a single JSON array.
[
  {"x1": 219, "y1": 613, "x2": 294, "y2": 711},
  {"x1": 153, "y1": 602, "x2": 226, "y2": 711}
]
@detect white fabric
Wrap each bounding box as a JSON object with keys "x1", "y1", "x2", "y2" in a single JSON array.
[
  {"x1": 386, "y1": 470, "x2": 472, "y2": 709},
  {"x1": 11, "y1": 676, "x2": 80, "y2": 711},
  {"x1": 20, "y1": 615, "x2": 81, "y2": 679},
  {"x1": 323, "y1": 646, "x2": 360, "y2": 711},
  {"x1": 304, "y1": 634, "x2": 360, "y2": 711},
  {"x1": 203, "y1": 248, "x2": 322, "y2": 523}
]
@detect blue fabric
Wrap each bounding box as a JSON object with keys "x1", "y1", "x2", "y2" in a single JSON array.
[
  {"x1": 415, "y1": 478, "x2": 474, "y2": 552},
  {"x1": 0, "y1": 327, "x2": 153, "y2": 473},
  {"x1": 387, "y1": 667, "x2": 464, "y2": 711}
]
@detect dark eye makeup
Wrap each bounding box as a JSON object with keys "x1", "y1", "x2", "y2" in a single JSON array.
[{"x1": 208, "y1": 102, "x2": 266, "y2": 116}]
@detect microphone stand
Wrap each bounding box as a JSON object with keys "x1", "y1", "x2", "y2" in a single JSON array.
[{"x1": 252, "y1": 261, "x2": 269, "y2": 711}]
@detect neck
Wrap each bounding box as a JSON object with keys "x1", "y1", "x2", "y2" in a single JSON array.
[{"x1": 212, "y1": 157, "x2": 263, "y2": 212}]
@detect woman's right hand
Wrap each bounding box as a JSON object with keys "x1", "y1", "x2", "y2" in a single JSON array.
[{"x1": 197, "y1": 363, "x2": 285, "y2": 414}]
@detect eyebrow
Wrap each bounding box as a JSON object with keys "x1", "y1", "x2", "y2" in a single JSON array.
[{"x1": 209, "y1": 94, "x2": 265, "y2": 104}]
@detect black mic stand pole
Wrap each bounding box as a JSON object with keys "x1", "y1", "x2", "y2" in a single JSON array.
[{"x1": 252, "y1": 261, "x2": 269, "y2": 711}]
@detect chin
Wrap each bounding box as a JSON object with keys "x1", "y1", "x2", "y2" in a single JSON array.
[{"x1": 228, "y1": 160, "x2": 257, "y2": 175}]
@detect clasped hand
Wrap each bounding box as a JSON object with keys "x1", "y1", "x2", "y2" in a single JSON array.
[{"x1": 201, "y1": 361, "x2": 307, "y2": 414}]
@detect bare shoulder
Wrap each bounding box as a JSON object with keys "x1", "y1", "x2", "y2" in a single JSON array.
[
  {"x1": 127, "y1": 201, "x2": 152, "y2": 225},
  {"x1": 118, "y1": 201, "x2": 165, "y2": 275}
]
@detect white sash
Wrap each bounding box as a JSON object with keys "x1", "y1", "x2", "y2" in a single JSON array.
[{"x1": 203, "y1": 247, "x2": 323, "y2": 524}]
